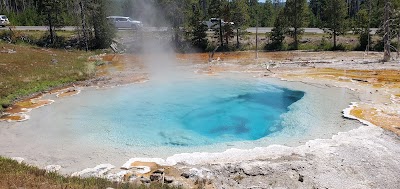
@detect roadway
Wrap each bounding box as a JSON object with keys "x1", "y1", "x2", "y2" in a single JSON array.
[{"x1": 0, "y1": 26, "x2": 378, "y2": 34}]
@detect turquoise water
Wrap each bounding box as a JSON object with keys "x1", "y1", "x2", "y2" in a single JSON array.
[{"x1": 73, "y1": 77, "x2": 304, "y2": 147}]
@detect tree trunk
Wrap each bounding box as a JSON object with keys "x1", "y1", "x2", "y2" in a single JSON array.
[
  {"x1": 5, "y1": 0, "x2": 9, "y2": 12},
  {"x1": 294, "y1": 27, "x2": 298, "y2": 49},
  {"x1": 333, "y1": 30, "x2": 337, "y2": 48},
  {"x1": 236, "y1": 28, "x2": 239, "y2": 48},
  {"x1": 219, "y1": 19, "x2": 223, "y2": 48},
  {"x1": 397, "y1": 6, "x2": 400, "y2": 58},
  {"x1": 48, "y1": 12, "x2": 54, "y2": 44},
  {"x1": 80, "y1": 1, "x2": 88, "y2": 51},
  {"x1": 225, "y1": 32, "x2": 229, "y2": 47},
  {"x1": 22, "y1": 0, "x2": 26, "y2": 12},
  {"x1": 256, "y1": 19, "x2": 258, "y2": 59},
  {"x1": 383, "y1": 0, "x2": 390, "y2": 62},
  {"x1": 367, "y1": 0, "x2": 371, "y2": 54},
  {"x1": 294, "y1": 0, "x2": 298, "y2": 50}
]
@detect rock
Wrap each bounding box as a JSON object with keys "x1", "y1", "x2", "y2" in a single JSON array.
[
  {"x1": 45, "y1": 165, "x2": 62, "y2": 173},
  {"x1": 164, "y1": 176, "x2": 174, "y2": 183},
  {"x1": 153, "y1": 168, "x2": 165, "y2": 174},
  {"x1": 71, "y1": 164, "x2": 115, "y2": 178},
  {"x1": 181, "y1": 172, "x2": 190, "y2": 179},
  {"x1": 5, "y1": 49, "x2": 16, "y2": 54},
  {"x1": 298, "y1": 174, "x2": 304, "y2": 182},
  {"x1": 106, "y1": 170, "x2": 134, "y2": 182},
  {"x1": 123, "y1": 172, "x2": 136, "y2": 182},
  {"x1": 150, "y1": 173, "x2": 162, "y2": 181},
  {"x1": 51, "y1": 59, "x2": 58, "y2": 65},
  {"x1": 131, "y1": 166, "x2": 151, "y2": 174},
  {"x1": 140, "y1": 177, "x2": 151, "y2": 183},
  {"x1": 11, "y1": 157, "x2": 24, "y2": 164}
]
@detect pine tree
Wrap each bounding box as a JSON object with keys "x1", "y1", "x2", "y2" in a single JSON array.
[
  {"x1": 37, "y1": 0, "x2": 66, "y2": 45},
  {"x1": 320, "y1": 0, "x2": 348, "y2": 49},
  {"x1": 157, "y1": 0, "x2": 190, "y2": 48},
  {"x1": 208, "y1": 0, "x2": 222, "y2": 18},
  {"x1": 269, "y1": 9, "x2": 287, "y2": 50},
  {"x1": 122, "y1": 0, "x2": 133, "y2": 17},
  {"x1": 284, "y1": 0, "x2": 308, "y2": 49},
  {"x1": 231, "y1": 0, "x2": 250, "y2": 48},
  {"x1": 259, "y1": 1, "x2": 274, "y2": 27},
  {"x1": 189, "y1": 7, "x2": 208, "y2": 51},
  {"x1": 221, "y1": 1, "x2": 233, "y2": 48},
  {"x1": 355, "y1": 8, "x2": 371, "y2": 51},
  {"x1": 247, "y1": 0, "x2": 260, "y2": 27},
  {"x1": 85, "y1": 0, "x2": 115, "y2": 49}
]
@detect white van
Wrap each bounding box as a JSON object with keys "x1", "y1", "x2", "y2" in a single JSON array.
[
  {"x1": 0, "y1": 15, "x2": 10, "y2": 27},
  {"x1": 107, "y1": 16, "x2": 143, "y2": 30}
]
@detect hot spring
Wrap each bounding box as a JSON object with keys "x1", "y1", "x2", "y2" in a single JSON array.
[
  {"x1": 73, "y1": 76, "x2": 304, "y2": 147},
  {"x1": 0, "y1": 73, "x2": 362, "y2": 163}
]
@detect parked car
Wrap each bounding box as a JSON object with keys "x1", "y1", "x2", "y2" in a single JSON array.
[
  {"x1": 107, "y1": 16, "x2": 143, "y2": 30},
  {"x1": 203, "y1": 18, "x2": 234, "y2": 30},
  {"x1": 0, "y1": 15, "x2": 10, "y2": 27}
]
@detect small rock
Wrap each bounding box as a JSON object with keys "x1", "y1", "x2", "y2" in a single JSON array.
[
  {"x1": 150, "y1": 173, "x2": 162, "y2": 181},
  {"x1": 71, "y1": 164, "x2": 115, "y2": 178},
  {"x1": 153, "y1": 168, "x2": 165, "y2": 174},
  {"x1": 123, "y1": 172, "x2": 136, "y2": 181},
  {"x1": 181, "y1": 172, "x2": 190, "y2": 179},
  {"x1": 7, "y1": 49, "x2": 16, "y2": 54},
  {"x1": 45, "y1": 165, "x2": 62, "y2": 173},
  {"x1": 131, "y1": 166, "x2": 151, "y2": 174},
  {"x1": 164, "y1": 176, "x2": 174, "y2": 183},
  {"x1": 298, "y1": 174, "x2": 304, "y2": 182},
  {"x1": 140, "y1": 177, "x2": 151, "y2": 183},
  {"x1": 51, "y1": 59, "x2": 58, "y2": 65}
]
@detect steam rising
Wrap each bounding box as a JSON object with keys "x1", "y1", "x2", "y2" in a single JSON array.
[{"x1": 123, "y1": 0, "x2": 183, "y2": 81}]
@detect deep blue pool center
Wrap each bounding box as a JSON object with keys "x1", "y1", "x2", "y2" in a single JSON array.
[
  {"x1": 182, "y1": 88, "x2": 305, "y2": 141},
  {"x1": 74, "y1": 77, "x2": 305, "y2": 147}
]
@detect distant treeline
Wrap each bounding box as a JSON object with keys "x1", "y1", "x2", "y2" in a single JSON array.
[
  {"x1": 0, "y1": 0, "x2": 399, "y2": 53},
  {"x1": 1, "y1": 0, "x2": 395, "y2": 28}
]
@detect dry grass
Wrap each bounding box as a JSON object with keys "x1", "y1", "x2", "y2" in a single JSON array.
[
  {"x1": 0, "y1": 157, "x2": 182, "y2": 189},
  {"x1": 0, "y1": 42, "x2": 95, "y2": 112}
]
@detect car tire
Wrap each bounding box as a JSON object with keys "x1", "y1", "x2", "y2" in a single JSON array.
[{"x1": 131, "y1": 24, "x2": 138, "y2": 31}]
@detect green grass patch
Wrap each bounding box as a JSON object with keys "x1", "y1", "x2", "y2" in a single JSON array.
[{"x1": 0, "y1": 42, "x2": 95, "y2": 111}]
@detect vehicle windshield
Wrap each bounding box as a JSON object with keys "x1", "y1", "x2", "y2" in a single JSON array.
[{"x1": 1, "y1": 16, "x2": 7, "y2": 19}]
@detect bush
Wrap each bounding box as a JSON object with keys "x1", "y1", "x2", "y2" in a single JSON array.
[
  {"x1": 355, "y1": 31, "x2": 372, "y2": 51},
  {"x1": 265, "y1": 41, "x2": 288, "y2": 51},
  {"x1": 0, "y1": 30, "x2": 34, "y2": 44},
  {"x1": 331, "y1": 44, "x2": 347, "y2": 51},
  {"x1": 316, "y1": 37, "x2": 332, "y2": 51},
  {"x1": 298, "y1": 43, "x2": 319, "y2": 51},
  {"x1": 373, "y1": 40, "x2": 398, "y2": 52},
  {"x1": 36, "y1": 32, "x2": 67, "y2": 48}
]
